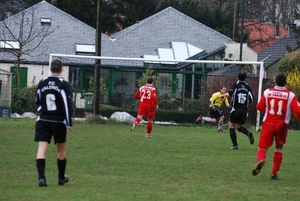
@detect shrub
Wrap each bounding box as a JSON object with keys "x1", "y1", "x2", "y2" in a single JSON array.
[{"x1": 11, "y1": 86, "x2": 37, "y2": 114}]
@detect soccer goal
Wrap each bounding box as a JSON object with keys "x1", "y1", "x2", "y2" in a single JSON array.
[
  {"x1": 49, "y1": 53, "x2": 265, "y2": 131},
  {"x1": 0, "y1": 69, "x2": 12, "y2": 117}
]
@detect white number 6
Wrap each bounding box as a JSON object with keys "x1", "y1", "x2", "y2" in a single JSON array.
[{"x1": 46, "y1": 94, "x2": 57, "y2": 111}]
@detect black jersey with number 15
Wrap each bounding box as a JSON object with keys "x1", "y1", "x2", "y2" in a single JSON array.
[
  {"x1": 35, "y1": 76, "x2": 73, "y2": 127},
  {"x1": 228, "y1": 80, "x2": 254, "y2": 111}
]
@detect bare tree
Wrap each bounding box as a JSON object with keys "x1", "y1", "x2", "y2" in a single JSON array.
[
  {"x1": 244, "y1": 0, "x2": 300, "y2": 28},
  {"x1": 0, "y1": 3, "x2": 57, "y2": 89}
]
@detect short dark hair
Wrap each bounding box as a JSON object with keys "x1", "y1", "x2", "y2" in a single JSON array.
[
  {"x1": 147, "y1": 77, "x2": 154, "y2": 84},
  {"x1": 50, "y1": 59, "x2": 63, "y2": 73},
  {"x1": 238, "y1": 71, "x2": 247, "y2": 81},
  {"x1": 275, "y1": 73, "x2": 286, "y2": 87}
]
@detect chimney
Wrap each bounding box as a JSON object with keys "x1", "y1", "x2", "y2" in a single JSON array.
[
  {"x1": 51, "y1": 0, "x2": 57, "y2": 6},
  {"x1": 287, "y1": 23, "x2": 296, "y2": 37}
]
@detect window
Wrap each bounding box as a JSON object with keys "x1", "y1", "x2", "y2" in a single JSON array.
[
  {"x1": 0, "y1": 41, "x2": 20, "y2": 49},
  {"x1": 75, "y1": 44, "x2": 95, "y2": 55},
  {"x1": 40, "y1": 17, "x2": 51, "y2": 25},
  {"x1": 142, "y1": 42, "x2": 204, "y2": 65}
]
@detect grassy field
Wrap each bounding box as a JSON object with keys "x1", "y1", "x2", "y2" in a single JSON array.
[{"x1": 1, "y1": 118, "x2": 300, "y2": 201}]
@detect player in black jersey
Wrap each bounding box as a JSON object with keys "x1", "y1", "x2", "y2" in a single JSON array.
[
  {"x1": 222, "y1": 71, "x2": 255, "y2": 149},
  {"x1": 34, "y1": 59, "x2": 73, "y2": 187}
]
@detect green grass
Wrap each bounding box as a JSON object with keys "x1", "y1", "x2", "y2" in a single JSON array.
[{"x1": 1, "y1": 118, "x2": 300, "y2": 201}]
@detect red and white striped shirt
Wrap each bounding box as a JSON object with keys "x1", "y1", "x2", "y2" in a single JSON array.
[
  {"x1": 135, "y1": 83, "x2": 157, "y2": 106},
  {"x1": 257, "y1": 86, "x2": 300, "y2": 124}
]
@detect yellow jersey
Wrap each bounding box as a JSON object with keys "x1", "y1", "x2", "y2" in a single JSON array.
[{"x1": 209, "y1": 91, "x2": 229, "y2": 108}]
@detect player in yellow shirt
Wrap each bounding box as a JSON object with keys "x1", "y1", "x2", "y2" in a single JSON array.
[{"x1": 196, "y1": 87, "x2": 230, "y2": 132}]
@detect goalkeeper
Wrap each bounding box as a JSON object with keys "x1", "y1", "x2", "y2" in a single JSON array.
[{"x1": 196, "y1": 87, "x2": 230, "y2": 132}]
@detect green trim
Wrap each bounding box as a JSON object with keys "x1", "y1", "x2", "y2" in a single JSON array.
[
  {"x1": 80, "y1": 67, "x2": 84, "y2": 91},
  {"x1": 108, "y1": 69, "x2": 114, "y2": 103},
  {"x1": 172, "y1": 73, "x2": 176, "y2": 96}
]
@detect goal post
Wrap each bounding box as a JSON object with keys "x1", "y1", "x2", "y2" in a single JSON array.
[{"x1": 49, "y1": 53, "x2": 264, "y2": 131}]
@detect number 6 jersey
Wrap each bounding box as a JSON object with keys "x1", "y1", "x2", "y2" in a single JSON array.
[
  {"x1": 35, "y1": 76, "x2": 73, "y2": 127},
  {"x1": 256, "y1": 86, "x2": 300, "y2": 124}
]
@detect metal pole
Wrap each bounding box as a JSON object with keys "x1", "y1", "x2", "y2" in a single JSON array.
[{"x1": 239, "y1": 0, "x2": 245, "y2": 63}]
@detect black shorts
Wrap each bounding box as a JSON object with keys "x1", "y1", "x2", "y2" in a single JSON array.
[
  {"x1": 210, "y1": 106, "x2": 224, "y2": 119},
  {"x1": 230, "y1": 110, "x2": 247, "y2": 124},
  {"x1": 34, "y1": 121, "x2": 67, "y2": 144}
]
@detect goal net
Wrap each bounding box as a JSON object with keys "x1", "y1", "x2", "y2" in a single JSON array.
[{"x1": 49, "y1": 53, "x2": 265, "y2": 131}]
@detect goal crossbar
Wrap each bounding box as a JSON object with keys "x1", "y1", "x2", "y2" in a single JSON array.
[{"x1": 49, "y1": 53, "x2": 264, "y2": 131}]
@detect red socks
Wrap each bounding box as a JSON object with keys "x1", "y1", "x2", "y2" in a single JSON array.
[
  {"x1": 257, "y1": 149, "x2": 283, "y2": 175},
  {"x1": 257, "y1": 149, "x2": 266, "y2": 162},
  {"x1": 134, "y1": 118, "x2": 141, "y2": 124},
  {"x1": 272, "y1": 152, "x2": 282, "y2": 175},
  {"x1": 147, "y1": 122, "x2": 152, "y2": 134}
]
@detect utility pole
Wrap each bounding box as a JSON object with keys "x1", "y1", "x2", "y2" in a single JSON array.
[
  {"x1": 232, "y1": 0, "x2": 240, "y2": 40},
  {"x1": 239, "y1": 0, "x2": 245, "y2": 63},
  {"x1": 94, "y1": 0, "x2": 102, "y2": 115}
]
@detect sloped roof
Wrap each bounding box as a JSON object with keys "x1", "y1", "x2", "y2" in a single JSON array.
[
  {"x1": 110, "y1": 7, "x2": 233, "y2": 56},
  {"x1": 257, "y1": 32, "x2": 300, "y2": 69},
  {"x1": 0, "y1": 1, "x2": 102, "y2": 63},
  {"x1": 0, "y1": 2, "x2": 234, "y2": 69},
  {"x1": 207, "y1": 64, "x2": 257, "y2": 77},
  {"x1": 242, "y1": 21, "x2": 288, "y2": 53}
]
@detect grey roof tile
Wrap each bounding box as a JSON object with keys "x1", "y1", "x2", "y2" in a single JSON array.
[
  {"x1": 257, "y1": 32, "x2": 300, "y2": 68},
  {"x1": 0, "y1": 3, "x2": 234, "y2": 69}
]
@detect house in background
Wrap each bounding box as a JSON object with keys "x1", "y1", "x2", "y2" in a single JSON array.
[
  {"x1": 243, "y1": 20, "x2": 288, "y2": 53},
  {"x1": 223, "y1": 20, "x2": 289, "y2": 78},
  {"x1": 258, "y1": 32, "x2": 300, "y2": 79},
  {"x1": 0, "y1": 0, "x2": 238, "y2": 108}
]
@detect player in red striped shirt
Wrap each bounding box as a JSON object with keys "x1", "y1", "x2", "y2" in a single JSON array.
[
  {"x1": 253, "y1": 73, "x2": 300, "y2": 179},
  {"x1": 131, "y1": 77, "x2": 158, "y2": 138}
]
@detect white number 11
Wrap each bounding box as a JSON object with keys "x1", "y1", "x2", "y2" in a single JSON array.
[{"x1": 269, "y1": 99, "x2": 283, "y2": 115}]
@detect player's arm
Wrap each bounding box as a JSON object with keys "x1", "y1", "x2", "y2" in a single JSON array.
[
  {"x1": 248, "y1": 87, "x2": 255, "y2": 103},
  {"x1": 151, "y1": 89, "x2": 158, "y2": 108},
  {"x1": 221, "y1": 92, "x2": 230, "y2": 98},
  {"x1": 221, "y1": 84, "x2": 235, "y2": 98},
  {"x1": 209, "y1": 93, "x2": 217, "y2": 106},
  {"x1": 224, "y1": 98, "x2": 230, "y2": 107},
  {"x1": 290, "y1": 96, "x2": 300, "y2": 120},
  {"x1": 62, "y1": 81, "x2": 73, "y2": 129},
  {"x1": 134, "y1": 89, "x2": 141, "y2": 100},
  {"x1": 35, "y1": 82, "x2": 41, "y2": 104},
  {"x1": 256, "y1": 92, "x2": 266, "y2": 112}
]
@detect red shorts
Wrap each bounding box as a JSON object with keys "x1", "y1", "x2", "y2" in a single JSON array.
[
  {"x1": 258, "y1": 122, "x2": 288, "y2": 148},
  {"x1": 138, "y1": 103, "x2": 156, "y2": 119}
]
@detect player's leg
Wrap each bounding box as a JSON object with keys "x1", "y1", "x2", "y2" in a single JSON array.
[
  {"x1": 131, "y1": 104, "x2": 145, "y2": 130},
  {"x1": 235, "y1": 111, "x2": 254, "y2": 144},
  {"x1": 271, "y1": 124, "x2": 288, "y2": 179},
  {"x1": 237, "y1": 124, "x2": 254, "y2": 145},
  {"x1": 200, "y1": 108, "x2": 217, "y2": 124},
  {"x1": 36, "y1": 142, "x2": 49, "y2": 186},
  {"x1": 228, "y1": 111, "x2": 238, "y2": 149},
  {"x1": 146, "y1": 118, "x2": 153, "y2": 138},
  {"x1": 145, "y1": 108, "x2": 156, "y2": 138},
  {"x1": 229, "y1": 122, "x2": 238, "y2": 149},
  {"x1": 56, "y1": 143, "x2": 69, "y2": 185},
  {"x1": 132, "y1": 114, "x2": 143, "y2": 130},
  {"x1": 34, "y1": 121, "x2": 51, "y2": 187},
  {"x1": 253, "y1": 122, "x2": 274, "y2": 176},
  {"x1": 54, "y1": 123, "x2": 69, "y2": 185},
  {"x1": 271, "y1": 144, "x2": 283, "y2": 180},
  {"x1": 196, "y1": 114, "x2": 202, "y2": 124},
  {"x1": 218, "y1": 113, "x2": 225, "y2": 132}
]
